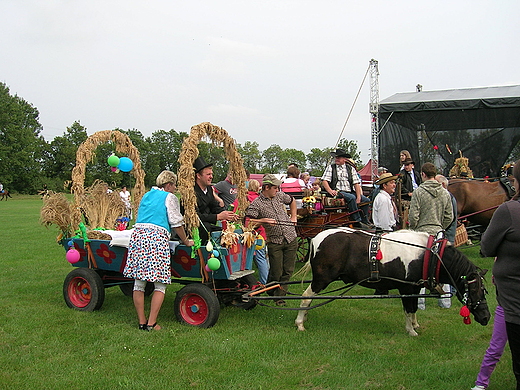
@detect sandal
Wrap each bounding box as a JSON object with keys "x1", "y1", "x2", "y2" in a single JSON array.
[
  {"x1": 146, "y1": 323, "x2": 161, "y2": 331},
  {"x1": 139, "y1": 323, "x2": 148, "y2": 330}
]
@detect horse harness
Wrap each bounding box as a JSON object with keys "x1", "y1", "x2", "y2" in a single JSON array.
[
  {"x1": 368, "y1": 232, "x2": 448, "y2": 294},
  {"x1": 421, "y1": 234, "x2": 448, "y2": 294}
]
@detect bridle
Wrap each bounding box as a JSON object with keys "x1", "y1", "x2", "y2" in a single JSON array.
[{"x1": 458, "y1": 271, "x2": 487, "y2": 312}]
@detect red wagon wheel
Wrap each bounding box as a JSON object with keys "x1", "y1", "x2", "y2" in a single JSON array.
[
  {"x1": 63, "y1": 268, "x2": 105, "y2": 311},
  {"x1": 174, "y1": 284, "x2": 220, "y2": 328}
]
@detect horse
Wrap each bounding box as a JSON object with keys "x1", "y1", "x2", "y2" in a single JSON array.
[
  {"x1": 0, "y1": 190, "x2": 12, "y2": 201},
  {"x1": 448, "y1": 179, "x2": 510, "y2": 226},
  {"x1": 294, "y1": 228, "x2": 490, "y2": 336}
]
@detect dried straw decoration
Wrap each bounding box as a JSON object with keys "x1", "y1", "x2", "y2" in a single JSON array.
[
  {"x1": 241, "y1": 223, "x2": 258, "y2": 248},
  {"x1": 40, "y1": 191, "x2": 82, "y2": 238},
  {"x1": 79, "y1": 180, "x2": 127, "y2": 230},
  {"x1": 177, "y1": 122, "x2": 248, "y2": 233},
  {"x1": 220, "y1": 224, "x2": 240, "y2": 247},
  {"x1": 71, "y1": 130, "x2": 146, "y2": 223}
]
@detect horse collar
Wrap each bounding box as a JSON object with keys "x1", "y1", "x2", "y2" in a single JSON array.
[
  {"x1": 368, "y1": 234, "x2": 383, "y2": 282},
  {"x1": 422, "y1": 235, "x2": 448, "y2": 291}
]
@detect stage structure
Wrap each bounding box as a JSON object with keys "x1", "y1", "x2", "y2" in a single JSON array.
[{"x1": 378, "y1": 85, "x2": 520, "y2": 177}]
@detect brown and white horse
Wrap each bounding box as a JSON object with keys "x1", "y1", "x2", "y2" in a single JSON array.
[{"x1": 295, "y1": 228, "x2": 490, "y2": 336}]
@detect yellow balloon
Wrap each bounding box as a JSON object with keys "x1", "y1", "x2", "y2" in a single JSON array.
[
  {"x1": 206, "y1": 241, "x2": 213, "y2": 252},
  {"x1": 255, "y1": 236, "x2": 265, "y2": 250}
]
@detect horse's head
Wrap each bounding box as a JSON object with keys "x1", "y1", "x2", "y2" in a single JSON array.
[{"x1": 459, "y1": 269, "x2": 490, "y2": 326}]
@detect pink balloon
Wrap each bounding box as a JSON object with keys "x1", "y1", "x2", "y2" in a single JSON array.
[
  {"x1": 205, "y1": 264, "x2": 211, "y2": 272},
  {"x1": 66, "y1": 248, "x2": 81, "y2": 264}
]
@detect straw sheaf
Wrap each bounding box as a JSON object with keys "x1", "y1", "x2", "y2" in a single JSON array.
[
  {"x1": 79, "y1": 180, "x2": 127, "y2": 230},
  {"x1": 40, "y1": 191, "x2": 82, "y2": 238},
  {"x1": 71, "y1": 130, "x2": 146, "y2": 228},
  {"x1": 178, "y1": 122, "x2": 248, "y2": 232}
]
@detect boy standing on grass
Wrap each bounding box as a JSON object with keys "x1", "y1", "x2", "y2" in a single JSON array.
[{"x1": 246, "y1": 174, "x2": 297, "y2": 306}]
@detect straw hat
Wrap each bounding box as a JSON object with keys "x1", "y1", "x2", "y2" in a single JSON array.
[{"x1": 375, "y1": 172, "x2": 398, "y2": 186}]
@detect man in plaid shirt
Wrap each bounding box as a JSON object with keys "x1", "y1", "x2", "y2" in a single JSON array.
[
  {"x1": 246, "y1": 174, "x2": 297, "y2": 306},
  {"x1": 321, "y1": 148, "x2": 371, "y2": 227}
]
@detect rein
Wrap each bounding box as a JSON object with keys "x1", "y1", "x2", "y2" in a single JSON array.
[{"x1": 457, "y1": 204, "x2": 500, "y2": 220}]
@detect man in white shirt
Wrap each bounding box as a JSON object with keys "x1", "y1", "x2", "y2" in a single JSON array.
[{"x1": 372, "y1": 172, "x2": 398, "y2": 232}]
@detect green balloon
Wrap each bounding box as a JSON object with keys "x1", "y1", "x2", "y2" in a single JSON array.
[
  {"x1": 107, "y1": 155, "x2": 120, "y2": 167},
  {"x1": 207, "y1": 257, "x2": 221, "y2": 271}
]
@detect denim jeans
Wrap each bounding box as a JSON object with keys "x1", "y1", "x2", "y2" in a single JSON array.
[
  {"x1": 338, "y1": 191, "x2": 370, "y2": 223},
  {"x1": 254, "y1": 247, "x2": 269, "y2": 285}
]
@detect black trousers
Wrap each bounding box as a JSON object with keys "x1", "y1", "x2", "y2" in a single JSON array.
[{"x1": 506, "y1": 321, "x2": 520, "y2": 390}]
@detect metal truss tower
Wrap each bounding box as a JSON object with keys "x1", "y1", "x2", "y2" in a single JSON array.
[{"x1": 369, "y1": 59, "x2": 379, "y2": 181}]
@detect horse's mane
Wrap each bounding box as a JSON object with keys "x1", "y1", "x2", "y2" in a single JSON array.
[{"x1": 442, "y1": 245, "x2": 485, "y2": 281}]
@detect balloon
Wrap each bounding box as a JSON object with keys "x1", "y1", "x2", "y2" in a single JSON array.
[
  {"x1": 66, "y1": 248, "x2": 81, "y2": 264},
  {"x1": 205, "y1": 241, "x2": 213, "y2": 252},
  {"x1": 207, "y1": 257, "x2": 220, "y2": 271},
  {"x1": 255, "y1": 236, "x2": 265, "y2": 250},
  {"x1": 212, "y1": 249, "x2": 220, "y2": 258},
  {"x1": 205, "y1": 264, "x2": 211, "y2": 272},
  {"x1": 118, "y1": 157, "x2": 134, "y2": 172},
  {"x1": 107, "y1": 154, "x2": 120, "y2": 167},
  {"x1": 110, "y1": 167, "x2": 119, "y2": 173}
]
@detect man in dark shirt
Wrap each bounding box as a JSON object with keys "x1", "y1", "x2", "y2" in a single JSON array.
[
  {"x1": 399, "y1": 158, "x2": 421, "y2": 201},
  {"x1": 193, "y1": 157, "x2": 238, "y2": 242}
]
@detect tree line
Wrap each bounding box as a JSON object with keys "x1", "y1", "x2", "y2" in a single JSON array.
[{"x1": 0, "y1": 82, "x2": 361, "y2": 194}]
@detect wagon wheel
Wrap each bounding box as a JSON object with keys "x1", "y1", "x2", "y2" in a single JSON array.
[
  {"x1": 63, "y1": 268, "x2": 105, "y2": 311},
  {"x1": 119, "y1": 281, "x2": 155, "y2": 297},
  {"x1": 296, "y1": 237, "x2": 311, "y2": 262},
  {"x1": 213, "y1": 274, "x2": 258, "y2": 310},
  {"x1": 174, "y1": 284, "x2": 220, "y2": 328}
]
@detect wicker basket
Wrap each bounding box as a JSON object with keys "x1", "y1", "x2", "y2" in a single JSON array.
[{"x1": 454, "y1": 224, "x2": 469, "y2": 247}]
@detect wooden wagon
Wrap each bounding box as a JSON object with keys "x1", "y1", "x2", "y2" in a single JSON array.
[{"x1": 46, "y1": 124, "x2": 262, "y2": 328}]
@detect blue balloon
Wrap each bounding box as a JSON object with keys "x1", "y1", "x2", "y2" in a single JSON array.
[
  {"x1": 118, "y1": 157, "x2": 134, "y2": 172},
  {"x1": 212, "y1": 249, "x2": 220, "y2": 258}
]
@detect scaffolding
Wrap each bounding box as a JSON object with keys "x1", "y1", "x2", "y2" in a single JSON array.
[{"x1": 369, "y1": 59, "x2": 379, "y2": 182}]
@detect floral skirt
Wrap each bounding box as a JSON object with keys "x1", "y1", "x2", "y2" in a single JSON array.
[{"x1": 123, "y1": 226, "x2": 171, "y2": 284}]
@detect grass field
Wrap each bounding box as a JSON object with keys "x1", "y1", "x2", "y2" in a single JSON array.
[{"x1": 0, "y1": 195, "x2": 515, "y2": 389}]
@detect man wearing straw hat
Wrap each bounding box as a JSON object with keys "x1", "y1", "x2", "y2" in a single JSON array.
[
  {"x1": 372, "y1": 172, "x2": 399, "y2": 233},
  {"x1": 321, "y1": 148, "x2": 371, "y2": 228}
]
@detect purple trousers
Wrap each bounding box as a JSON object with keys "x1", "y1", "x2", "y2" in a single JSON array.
[{"x1": 475, "y1": 305, "x2": 508, "y2": 388}]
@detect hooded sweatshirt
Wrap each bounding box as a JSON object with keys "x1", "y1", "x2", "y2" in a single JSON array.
[{"x1": 408, "y1": 179, "x2": 453, "y2": 236}]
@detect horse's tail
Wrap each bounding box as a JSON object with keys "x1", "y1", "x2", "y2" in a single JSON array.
[{"x1": 293, "y1": 238, "x2": 314, "y2": 282}]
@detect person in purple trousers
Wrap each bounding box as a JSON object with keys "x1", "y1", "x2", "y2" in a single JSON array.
[{"x1": 472, "y1": 305, "x2": 508, "y2": 390}]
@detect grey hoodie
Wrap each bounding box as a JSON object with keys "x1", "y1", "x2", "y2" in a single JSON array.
[{"x1": 408, "y1": 179, "x2": 453, "y2": 236}]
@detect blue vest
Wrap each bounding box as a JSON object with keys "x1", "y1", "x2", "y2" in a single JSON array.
[{"x1": 136, "y1": 189, "x2": 170, "y2": 231}]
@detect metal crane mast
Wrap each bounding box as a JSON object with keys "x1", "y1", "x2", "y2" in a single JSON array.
[{"x1": 369, "y1": 59, "x2": 379, "y2": 182}]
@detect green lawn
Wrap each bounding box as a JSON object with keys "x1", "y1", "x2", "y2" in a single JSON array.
[{"x1": 0, "y1": 196, "x2": 515, "y2": 389}]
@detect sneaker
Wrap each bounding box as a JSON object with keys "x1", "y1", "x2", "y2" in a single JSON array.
[{"x1": 471, "y1": 386, "x2": 486, "y2": 390}]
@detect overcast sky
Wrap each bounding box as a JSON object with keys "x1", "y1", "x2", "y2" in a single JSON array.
[{"x1": 1, "y1": 0, "x2": 519, "y2": 162}]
